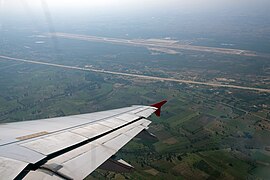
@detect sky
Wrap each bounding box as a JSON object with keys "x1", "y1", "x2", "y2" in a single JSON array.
[
  {"x1": 1, "y1": 0, "x2": 270, "y2": 44},
  {"x1": 2, "y1": 0, "x2": 270, "y2": 15}
]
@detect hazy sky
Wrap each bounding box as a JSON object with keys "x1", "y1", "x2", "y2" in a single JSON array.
[
  {"x1": 2, "y1": 0, "x2": 270, "y2": 14},
  {"x1": 1, "y1": 0, "x2": 270, "y2": 52}
]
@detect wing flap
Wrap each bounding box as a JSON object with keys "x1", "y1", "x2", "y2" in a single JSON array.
[
  {"x1": 0, "y1": 157, "x2": 28, "y2": 180},
  {"x1": 0, "y1": 144, "x2": 45, "y2": 164},
  {"x1": 23, "y1": 169, "x2": 63, "y2": 180},
  {"x1": 28, "y1": 118, "x2": 151, "y2": 179},
  {"x1": 56, "y1": 144, "x2": 114, "y2": 180}
]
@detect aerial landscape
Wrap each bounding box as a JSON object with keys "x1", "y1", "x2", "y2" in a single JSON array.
[{"x1": 0, "y1": 0, "x2": 270, "y2": 179}]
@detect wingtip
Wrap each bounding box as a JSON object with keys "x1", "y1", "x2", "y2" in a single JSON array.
[
  {"x1": 150, "y1": 100, "x2": 167, "y2": 117},
  {"x1": 150, "y1": 100, "x2": 167, "y2": 108}
]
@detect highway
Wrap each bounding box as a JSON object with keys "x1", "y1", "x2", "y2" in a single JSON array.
[{"x1": 0, "y1": 55, "x2": 270, "y2": 93}]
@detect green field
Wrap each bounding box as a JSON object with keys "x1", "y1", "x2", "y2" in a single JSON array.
[{"x1": 1, "y1": 26, "x2": 270, "y2": 179}]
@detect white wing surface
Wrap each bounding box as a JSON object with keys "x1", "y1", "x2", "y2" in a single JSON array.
[{"x1": 0, "y1": 100, "x2": 167, "y2": 180}]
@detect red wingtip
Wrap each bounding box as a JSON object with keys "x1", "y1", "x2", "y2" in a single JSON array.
[{"x1": 150, "y1": 100, "x2": 167, "y2": 117}]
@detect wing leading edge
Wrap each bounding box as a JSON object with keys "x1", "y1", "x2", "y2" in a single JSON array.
[{"x1": 0, "y1": 100, "x2": 167, "y2": 180}]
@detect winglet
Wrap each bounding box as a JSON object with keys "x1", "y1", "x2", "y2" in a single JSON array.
[{"x1": 150, "y1": 100, "x2": 167, "y2": 117}]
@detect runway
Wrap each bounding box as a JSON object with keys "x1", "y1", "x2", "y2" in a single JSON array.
[{"x1": 50, "y1": 32, "x2": 258, "y2": 57}]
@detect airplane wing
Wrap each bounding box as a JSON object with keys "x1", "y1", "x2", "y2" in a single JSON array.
[{"x1": 0, "y1": 100, "x2": 167, "y2": 180}]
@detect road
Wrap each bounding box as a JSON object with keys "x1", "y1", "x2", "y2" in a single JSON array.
[
  {"x1": 0, "y1": 55, "x2": 270, "y2": 93},
  {"x1": 50, "y1": 32, "x2": 258, "y2": 57}
]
